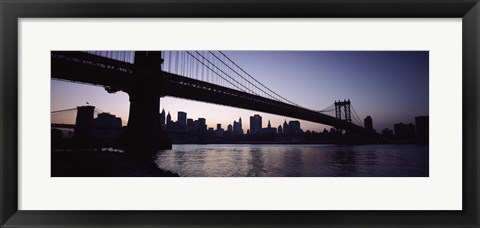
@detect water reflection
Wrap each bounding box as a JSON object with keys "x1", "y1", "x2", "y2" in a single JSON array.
[
  {"x1": 247, "y1": 148, "x2": 265, "y2": 177},
  {"x1": 155, "y1": 144, "x2": 428, "y2": 177}
]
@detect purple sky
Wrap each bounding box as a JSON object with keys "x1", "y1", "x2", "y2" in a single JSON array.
[{"x1": 51, "y1": 51, "x2": 428, "y2": 133}]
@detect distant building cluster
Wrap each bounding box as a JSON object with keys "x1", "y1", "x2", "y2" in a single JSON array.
[
  {"x1": 158, "y1": 109, "x2": 208, "y2": 143},
  {"x1": 158, "y1": 110, "x2": 306, "y2": 143},
  {"x1": 360, "y1": 115, "x2": 428, "y2": 144},
  {"x1": 380, "y1": 115, "x2": 429, "y2": 144}
]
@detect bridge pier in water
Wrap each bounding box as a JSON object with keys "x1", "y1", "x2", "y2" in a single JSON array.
[{"x1": 125, "y1": 51, "x2": 172, "y2": 152}]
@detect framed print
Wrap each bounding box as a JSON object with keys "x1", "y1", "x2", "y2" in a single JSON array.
[{"x1": 1, "y1": 0, "x2": 479, "y2": 227}]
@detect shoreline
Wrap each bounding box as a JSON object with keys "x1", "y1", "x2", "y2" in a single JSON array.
[{"x1": 52, "y1": 149, "x2": 179, "y2": 177}]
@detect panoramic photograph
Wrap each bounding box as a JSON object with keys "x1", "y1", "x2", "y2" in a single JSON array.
[{"x1": 51, "y1": 50, "x2": 429, "y2": 177}]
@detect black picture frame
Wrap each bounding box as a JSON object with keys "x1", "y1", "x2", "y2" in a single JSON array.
[{"x1": 1, "y1": 0, "x2": 479, "y2": 227}]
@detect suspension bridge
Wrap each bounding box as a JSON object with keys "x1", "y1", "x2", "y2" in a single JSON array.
[{"x1": 51, "y1": 51, "x2": 372, "y2": 149}]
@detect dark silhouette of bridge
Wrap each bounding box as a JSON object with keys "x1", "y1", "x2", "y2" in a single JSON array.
[{"x1": 51, "y1": 51, "x2": 371, "y2": 151}]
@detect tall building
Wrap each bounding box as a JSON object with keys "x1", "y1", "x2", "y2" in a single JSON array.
[
  {"x1": 278, "y1": 125, "x2": 283, "y2": 135},
  {"x1": 227, "y1": 124, "x2": 233, "y2": 133},
  {"x1": 415, "y1": 116, "x2": 429, "y2": 143},
  {"x1": 250, "y1": 114, "x2": 262, "y2": 134},
  {"x1": 177, "y1": 111, "x2": 187, "y2": 131},
  {"x1": 195, "y1": 117, "x2": 207, "y2": 142},
  {"x1": 288, "y1": 120, "x2": 302, "y2": 135},
  {"x1": 261, "y1": 120, "x2": 276, "y2": 135},
  {"x1": 364, "y1": 116, "x2": 373, "y2": 132},
  {"x1": 197, "y1": 118, "x2": 206, "y2": 128},
  {"x1": 215, "y1": 123, "x2": 224, "y2": 137},
  {"x1": 159, "y1": 109, "x2": 166, "y2": 129},
  {"x1": 187, "y1": 118, "x2": 194, "y2": 131},
  {"x1": 233, "y1": 117, "x2": 243, "y2": 135},
  {"x1": 74, "y1": 106, "x2": 95, "y2": 140},
  {"x1": 207, "y1": 127, "x2": 215, "y2": 137},
  {"x1": 166, "y1": 111, "x2": 172, "y2": 131},
  {"x1": 283, "y1": 120, "x2": 289, "y2": 135}
]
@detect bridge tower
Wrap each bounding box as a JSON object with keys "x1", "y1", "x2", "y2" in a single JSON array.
[
  {"x1": 125, "y1": 51, "x2": 172, "y2": 152},
  {"x1": 334, "y1": 99, "x2": 352, "y2": 123}
]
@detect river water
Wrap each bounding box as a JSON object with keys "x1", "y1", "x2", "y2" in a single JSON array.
[{"x1": 155, "y1": 144, "x2": 428, "y2": 177}]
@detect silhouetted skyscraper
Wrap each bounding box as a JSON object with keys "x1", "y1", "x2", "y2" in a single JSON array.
[
  {"x1": 250, "y1": 114, "x2": 262, "y2": 134},
  {"x1": 197, "y1": 118, "x2": 207, "y2": 141},
  {"x1": 198, "y1": 118, "x2": 206, "y2": 131},
  {"x1": 283, "y1": 120, "x2": 289, "y2": 135},
  {"x1": 261, "y1": 120, "x2": 276, "y2": 135},
  {"x1": 178, "y1": 111, "x2": 187, "y2": 131},
  {"x1": 215, "y1": 123, "x2": 224, "y2": 137},
  {"x1": 74, "y1": 105, "x2": 95, "y2": 140},
  {"x1": 415, "y1": 116, "x2": 429, "y2": 143},
  {"x1": 159, "y1": 109, "x2": 166, "y2": 129},
  {"x1": 233, "y1": 117, "x2": 243, "y2": 135},
  {"x1": 364, "y1": 116, "x2": 373, "y2": 132},
  {"x1": 288, "y1": 120, "x2": 301, "y2": 135},
  {"x1": 278, "y1": 125, "x2": 283, "y2": 135},
  {"x1": 166, "y1": 111, "x2": 172, "y2": 130},
  {"x1": 186, "y1": 118, "x2": 193, "y2": 130}
]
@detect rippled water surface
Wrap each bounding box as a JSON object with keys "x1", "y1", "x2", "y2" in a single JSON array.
[{"x1": 155, "y1": 144, "x2": 428, "y2": 177}]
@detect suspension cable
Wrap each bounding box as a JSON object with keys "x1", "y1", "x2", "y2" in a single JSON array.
[
  {"x1": 218, "y1": 51, "x2": 302, "y2": 107},
  {"x1": 51, "y1": 108, "x2": 77, "y2": 114}
]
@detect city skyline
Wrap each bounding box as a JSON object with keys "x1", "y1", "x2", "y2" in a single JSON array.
[
  {"x1": 53, "y1": 105, "x2": 426, "y2": 139},
  {"x1": 51, "y1": 51, "x2": 429, "y2": 133}
]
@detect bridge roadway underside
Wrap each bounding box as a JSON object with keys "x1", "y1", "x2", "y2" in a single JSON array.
[{"x1": 51, "y1": 51, "x2": 367, "y2": 134}]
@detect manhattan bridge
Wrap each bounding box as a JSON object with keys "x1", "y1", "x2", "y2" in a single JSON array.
[{"x1": 51, "y1": 51, "x2": 374, "y2": 150}]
